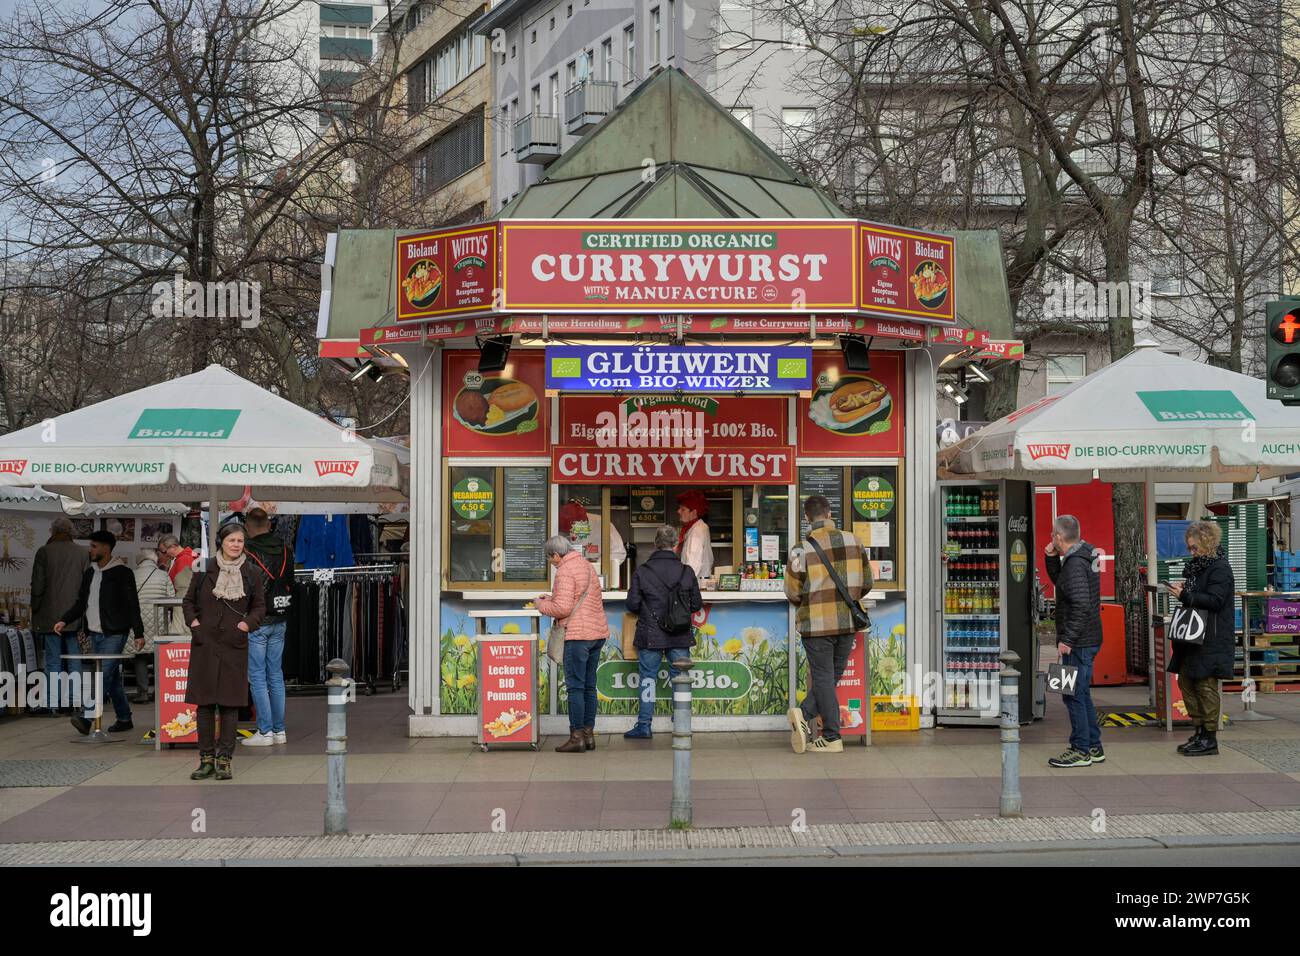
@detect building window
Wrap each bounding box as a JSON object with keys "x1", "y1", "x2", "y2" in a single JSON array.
[
  {"x1": 531, "y1": 29, "x2": 536, "y2": 43},
  {"x1": 549, "y1": 15, "x2": 555, "y2": 30},
  {"x1": 730, "y1": 107, "x2": 753, "y2": 130},
  {"x1": 623, "y1": 25, "x2": 635, "y2": 82},
  {"x1": 511, "y1": 44, "x2": 516, "y2": 58},
  {"x1": 500, "y1": 102, "x2": 510, "y2": 155},
  {"x1": 651, "y1": 7, "x2": 661, "y2": 64},
  {"x1": 549, "y1": 72, "x2": 560, "y2": 117},
  {"x1": 567, "y1": 3, "x2": 573, "y2": 16},
  {"x1": 407, "y1": 24, "x2": 486, "y2": 111},
  {"x1": 600, "y1": 38, "x2": 613, "y2": 81},
  {"x1": 780, "y1": 107, "x2": 815, "y2": 153},
  {"x1": 668, "y1": 0, "x2": 675, "y2": 57},
  {"x1": 1045, "y1": 354, "x2": 1086, "y2": 394},
  {"x1": 578, "y1": 48, "x2": 592, "y2": 80},
  {"x1": 414, "y1": 106, "x2": 486, "y2": 194},
  {"x1": 531, "y1": 84, "x2": 541, "y2": 114},
  {"x1": 719, "y1": 0, "x2": 751, "y2": 51}
]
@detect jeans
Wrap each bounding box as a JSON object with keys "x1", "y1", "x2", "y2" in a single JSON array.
[
  {"x1": 89, "y1": 632, "x2": 131, "y2": 723},
  {"x1": 634, "y1": 647, "x2": 691, "y2": 726},
  {"x1": 248, "y1": 620, "x2": 287, "y2": 734},
  {"x1": 1062, "y1": 644, "x2": 1102, "y2": 752},
  {"x1": 801, "y1": 633, "x2": 856, "y2": 740},
  {"x1": 40, "y1": 632, "x2": 82, "y2": 710},
  {"x1": 563, "y1": 639, "x2": 604, "y2": 732}
]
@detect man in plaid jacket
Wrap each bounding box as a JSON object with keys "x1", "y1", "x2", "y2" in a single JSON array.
[{"x1": 784, "y1": 495, "x2": 872, "y2": 753}]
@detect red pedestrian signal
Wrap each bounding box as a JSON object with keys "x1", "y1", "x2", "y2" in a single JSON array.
[{"x1": 1266, "y1": 301, "x2": 1300, "y2": 404}]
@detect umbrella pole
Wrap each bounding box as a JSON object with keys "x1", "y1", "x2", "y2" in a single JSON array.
[
  {"x1": 1146, "y1": 478, "x2": 1158, "y2": 708},
  {"x1": 207, "y1": 486, "x2": 219, "y2": 566}
]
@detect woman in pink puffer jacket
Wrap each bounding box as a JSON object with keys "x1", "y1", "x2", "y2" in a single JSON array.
[{"x1": 536, "y1": 536, "x2": 609, "y2": 753}]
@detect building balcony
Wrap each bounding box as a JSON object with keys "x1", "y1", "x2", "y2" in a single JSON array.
[
  {"x1": 564, "y1": 80, "x2": 617, "y2": 135},
  {"x1": 514, "y1": 113, "x2": 561, "y2": 164}
]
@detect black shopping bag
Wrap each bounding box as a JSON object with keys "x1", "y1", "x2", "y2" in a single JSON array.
[{"x1": 1046, "y1": 662, "x2": 1080, "y2": 696}]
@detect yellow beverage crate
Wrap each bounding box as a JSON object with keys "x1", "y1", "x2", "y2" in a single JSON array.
[{"x1": 871, "y1": 695, "x2": 920, "y2": 731}]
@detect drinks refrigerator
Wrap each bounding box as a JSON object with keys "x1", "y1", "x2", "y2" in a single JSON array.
[{"x1": 936, "y1": 479, "x2": 1037, "y2": 725}]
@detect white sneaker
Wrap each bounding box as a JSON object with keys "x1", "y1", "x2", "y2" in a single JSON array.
[
  {"x1": 272, "y1": 731, "x2": 288, "y2": 745},
  {"x1": 241, "y1": 731, "x2": 275, "y2": 747}
]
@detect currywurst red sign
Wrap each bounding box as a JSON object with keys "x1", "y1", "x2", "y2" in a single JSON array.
[
  {"x1": 501, "y1": 219, "x2": 858, "y2": 313},
  {"x1": 552, "y1": 446, "x2": 794, "y2": 484},
  {"x1": 859, "y1": 222, "x2": 955, "y2": 322}
]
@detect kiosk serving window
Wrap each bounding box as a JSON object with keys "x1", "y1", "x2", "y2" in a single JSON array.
[
  {"x1": 797, "y1": 464, "x2": 903, "y2": 588},
  {"x1": 446, "y1": 465, "x2": 550, "y2": 586}
]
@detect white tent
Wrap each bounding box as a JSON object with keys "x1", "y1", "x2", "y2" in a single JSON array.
[
  {"x1": 939, "y1": 342, "x2": 1300, "y2": 700},
  {"x1": 0, "y1": 364, "x2": 405, "y2": 555}
]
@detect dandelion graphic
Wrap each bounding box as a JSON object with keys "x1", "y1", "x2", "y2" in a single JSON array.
[{"x1": 501, "y1": 623, "x2": 521, "y2": 634}]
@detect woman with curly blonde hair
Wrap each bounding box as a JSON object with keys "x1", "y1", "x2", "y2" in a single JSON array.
[{"x1": 1168, "y1": 521, "x2": 1235, "y2": 757}]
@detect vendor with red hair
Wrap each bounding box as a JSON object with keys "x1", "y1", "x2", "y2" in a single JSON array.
[{"x1": 675, "y1": 489, "x2": 713, "y2": 582}]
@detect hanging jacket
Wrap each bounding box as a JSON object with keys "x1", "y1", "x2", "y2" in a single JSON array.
[{"x1": 294, "y1": 515, "x2": 355, "y2": 569}]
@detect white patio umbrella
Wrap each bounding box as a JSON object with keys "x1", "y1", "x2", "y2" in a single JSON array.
[
  {"x1": 939, "y1": 341, "x2": 1300, "y2": 701},
  {"x1": 0, "y1": 364, "x2": 404, "y2": 557}
]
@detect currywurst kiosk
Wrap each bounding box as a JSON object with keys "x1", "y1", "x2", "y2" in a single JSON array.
[{"x1": 317, "y1": 70, "x2": 1018, "y2": 736}]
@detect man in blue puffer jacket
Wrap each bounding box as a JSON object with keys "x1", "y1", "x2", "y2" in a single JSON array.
[{"x1": 1044, "y1": 514, "x2": 1103, "y2": 768}]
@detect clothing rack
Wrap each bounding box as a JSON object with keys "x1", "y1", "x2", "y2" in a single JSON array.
[{"x1": 287, "y1": 565, "x2": 406, "y2": 695}]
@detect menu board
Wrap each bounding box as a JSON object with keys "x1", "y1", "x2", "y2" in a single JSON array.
[
  {"x1": 477, "y1": 635, "x2": 538, "y2": 748},
  {"x1": 156, "y1": 641, "x2": 198, "y2": 745},
  {"x1": 630, "y1": 486, "x2": 666, "y2": 525},
  {"x1": 502, "y1": 467, "x2": 548, "y2": 581},
  {"x1": 798, "y1": 467, "x2": 844, "y2": 540}
]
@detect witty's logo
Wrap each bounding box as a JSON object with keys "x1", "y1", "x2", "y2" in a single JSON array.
[
  {"x1": 1026, "y1": 443, "x2": 1071, "y2": 461},
  {"x1": 314, "y1": 460, "x2": 359, "y2": 477},
  {"x1": 487, "y1": 643, "x2": 526, "y2": 659},
  {"x1": 0, "y1": 459, "x2": 27, "y2": 475}
]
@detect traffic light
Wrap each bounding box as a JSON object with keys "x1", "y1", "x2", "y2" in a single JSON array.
[{"x1": 1266, "y1": 300, "x2": 1300, "y2": 405}]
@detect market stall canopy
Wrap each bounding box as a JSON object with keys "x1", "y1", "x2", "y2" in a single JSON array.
[
  {"x1": 0, "y1": 485, "x2": 188, "y2": 515},
  {"x1": 938, "y1": 342, "x2": 1300, "y2": 483},
  {"x1": 0, "y1": 364, "x2": 405, "y2": 503}
]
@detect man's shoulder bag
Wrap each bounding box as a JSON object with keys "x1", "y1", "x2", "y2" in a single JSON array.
[{"x1": 806, "y1": 535, "x2": 871, "y2": 632}]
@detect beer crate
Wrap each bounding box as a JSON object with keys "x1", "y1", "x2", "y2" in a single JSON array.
[{"x1": 871, "y1": 695, "x2": 920, "y2": 731}]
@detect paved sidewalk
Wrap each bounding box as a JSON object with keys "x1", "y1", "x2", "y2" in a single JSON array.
[{"x1": 2, "y1": 684, "x2": 1299, "y2": 844}]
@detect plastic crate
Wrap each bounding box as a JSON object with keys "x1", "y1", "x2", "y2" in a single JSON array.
[{"x1": 871, "y1": 695, "x2": 921, "y2": 731}]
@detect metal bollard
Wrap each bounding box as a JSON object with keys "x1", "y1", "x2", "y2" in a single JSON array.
[
  {"x1": 998, "y1": 650, "x2": 1022, "y2": 818},
  {"x1": 324, "y1": 658, "x2": 353, "y2": 835},
  {"x1": 669, "y1": 658, "x2": 693, "y2": 828}
]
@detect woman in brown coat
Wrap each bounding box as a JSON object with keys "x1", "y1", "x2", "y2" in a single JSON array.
[{"x1": 184, "y1": 523, "x2": 265, "y2": 780}]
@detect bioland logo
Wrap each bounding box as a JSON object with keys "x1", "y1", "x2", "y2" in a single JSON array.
[
  {"x1": 128, "y1": 408, "x2": 241, "y2": 440},
  {"x1": 50, "y1": 886, "x2": 151, "y2": 936},
  {"x1": 314, "y1": 459, "x2": 360, "y2": 478},
  {"x1": 150, "y1": 272, "x2": 261, "y2": 329},
  {"x1": 1042, "y1": 277, "x2": 1151, "y2": 320}
]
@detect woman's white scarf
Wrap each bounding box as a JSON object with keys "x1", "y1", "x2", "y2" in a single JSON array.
[{"x1": 214, "y1": 553, "x2": 247, "y2": 600}]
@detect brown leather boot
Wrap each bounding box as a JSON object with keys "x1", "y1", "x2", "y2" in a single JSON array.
[
  {"x1": 555, "y1": 730, "x2": 587, "y2": 753},
  {"x1": 583, "y1": 726, "x2": 596, "y2": 751}
]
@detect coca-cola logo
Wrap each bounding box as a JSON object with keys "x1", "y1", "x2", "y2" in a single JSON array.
[
  {"x1": 314, "y1": 460, "x2": 360, "y2": 477},
  {"x1": 1026, "y1": 443, "x2": 1071, "y2": 461},
  {"x1": 487, "y1": 643, "x2": 525, "y2": 659},
  {"x1": 0, "y1": 459, "x2": 27, "y2": 475}
]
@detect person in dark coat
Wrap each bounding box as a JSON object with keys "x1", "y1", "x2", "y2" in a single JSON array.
[
  {"x1": 1043, "y1": 514, "x2": 1104, "y2": 768},
  {"x1": 623, "y1": 526, "x2": 701, "y2": 739},
  {"x1": 183, "y1": 523, "x2": 265, "y2": 780},
  {"x1": 1169, "y1": 520, "x2": 1235, "y2": 757}
]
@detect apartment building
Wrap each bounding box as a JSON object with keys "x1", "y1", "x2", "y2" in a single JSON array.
[{"x1": 374, "y1": 0, "x2": 494, "y2": 223}]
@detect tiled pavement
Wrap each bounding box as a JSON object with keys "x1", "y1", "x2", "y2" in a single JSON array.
[{"x1": 2, "y1": 684, "x2": 1300, "y2": 843}]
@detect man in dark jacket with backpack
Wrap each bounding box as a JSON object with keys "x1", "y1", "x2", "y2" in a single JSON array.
[
  {"x1": 241, "y1": 508, "x2": 295, "y2": 747},
  {"x1": 623, "y1": 525, "x2": 702, "y2": 739},
  {"x1": 1044, "y1": 514, "x2": 1104, "y2": 768}
]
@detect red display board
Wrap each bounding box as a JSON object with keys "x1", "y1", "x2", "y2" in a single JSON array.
[
  {"x1": 500, "y1": 219, "x2": 859, "y2": 313},
  {"x1": 796, "y1": 351, "x2": 905, "y2": 457},
  {"x1": 552, "y1": 446, "x2": 793, "y2": 484},
  {"x1": 477, "y1": 636, "x2": 538, "y2": 747},
  {"x1": 155, "y1": 641, "x2": 197, "y2": 745},
  {"x1": 835, "y1": 634, "x2": 868, "y2": 738},
  {"x1": 558, "y1": 395, "x2": 787, "y2": 447},
  {"x1": 443, "y1": 350, "x2": 548, "y2": 456},
  {"x1": 396, "y1": 224, "x2": 497, "y2": 322},
  {"x1": 859, "y1": 222, "x2": 956, "y2": 323}
]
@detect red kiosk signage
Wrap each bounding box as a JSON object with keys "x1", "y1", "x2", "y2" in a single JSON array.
[
  {"x1": 797, "y1": 351, "x2": 906, "y2": 457},
  {"x1": 442, "y1": 351, "x2": 549, "y2": 456},
  {"x1": 396, "y1": 224, "x2": 497, "y2": 322},
  {"x1": 859, "y1": 223, "x2": 956, "y2": 323},
  {"x1": 834, "y1": 635, "x2": 869, "y2": 741},
  {"x1": 155, "y1": 641, "x2": 198, "y2": 745},
  {"x1": 500, "y1": 219, "x2": 859, "y2": 313}
]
